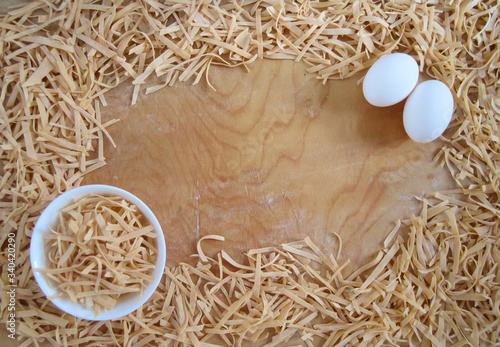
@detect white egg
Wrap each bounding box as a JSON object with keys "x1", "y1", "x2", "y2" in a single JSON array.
[
  {"x1": 363, "y1": 53, "x2": 419, "y2": 107},
  {"x1": 403, "y1": 80, "x2": 454, "y2": 143}
]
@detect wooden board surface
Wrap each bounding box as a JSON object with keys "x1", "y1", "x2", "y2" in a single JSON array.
[
  {"x1": 0, "y1": 57, "x2": 459, "y2": 346},
  {"x1": 82, "y1": 59, "x2": 455, "y2": 272},
  {"x1": 2, "y1": 1, "x2": 497, "y2": 345}
]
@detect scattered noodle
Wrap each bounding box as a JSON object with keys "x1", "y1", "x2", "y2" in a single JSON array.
[
  {"x1": 0, "y1": 0, "x2": 498, "y2": 346},
  {"x1": 36, "y1": 194, "x2": 157, "y2": 317},
  {"x1": 57, "y1": 208, "x2": 494, "y2": 346}
]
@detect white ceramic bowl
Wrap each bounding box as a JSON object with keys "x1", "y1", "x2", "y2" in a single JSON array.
[{"x1": 30, "y1": 184, "x2": 166, "y2": 321}]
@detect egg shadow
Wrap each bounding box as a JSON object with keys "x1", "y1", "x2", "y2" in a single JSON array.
[
  {"x1": 322, "y1": 75, "x2": 408, "y2": 147},
  {"x1": 354, "y1": 98, "x2": 407, "y2": 146}
]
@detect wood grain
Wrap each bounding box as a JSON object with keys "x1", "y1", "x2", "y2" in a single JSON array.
[
  {"x1": 0, "y1": 0, "x2": 32, "y2": 14},
  {"x1": 83, "y1": 59, "x2": 455, "y2": 272}
]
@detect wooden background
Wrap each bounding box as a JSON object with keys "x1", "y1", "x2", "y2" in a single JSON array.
[
  {"x1": 0, "y1": 0, "x2": 458, "y2": 345},
  {"x1": 83, "y1": 59, "x2": 455, "y2": 272}
]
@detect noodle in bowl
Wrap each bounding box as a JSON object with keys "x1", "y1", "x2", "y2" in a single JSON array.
[{"x1": 30, "y1": 184, "x2": 166, "y2": 321}]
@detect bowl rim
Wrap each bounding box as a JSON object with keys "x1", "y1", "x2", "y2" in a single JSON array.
[{"x1": 30, "y1": 184, "x2": 166, "y2": 321}]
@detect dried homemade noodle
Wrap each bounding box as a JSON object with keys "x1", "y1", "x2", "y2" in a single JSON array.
[
  {"x1": 37, "y1": 195, "x2": 157, "y2": 316},
  {"x1": 0, "y1": 0, "x2": 498, "y2": 346}
]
